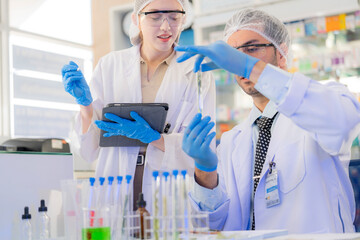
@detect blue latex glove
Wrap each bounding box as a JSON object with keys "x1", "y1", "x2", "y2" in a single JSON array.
[
  {"x1": 95, "y1": 111, "x2": 161, "y2": 144},
  {"x1": 175, "y1": 40, "x2": 260, "y2": 79},
  {"x1": 61, "y1": 61, "x2": 93, "y2": 106},
  {"x1": 182, "y1": 113, "x2": 218, "y2": 172}
]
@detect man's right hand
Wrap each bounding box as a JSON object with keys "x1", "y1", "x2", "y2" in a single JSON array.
[
  {"x1": 175, "y1": 41, "x2": 260, "y2": 80},
  {"x1": 182, "y1": 113, "x2": 218, "y2": 172},
  {"x1": 61, "y1": 61, "x2": 93, "y2": 106}
]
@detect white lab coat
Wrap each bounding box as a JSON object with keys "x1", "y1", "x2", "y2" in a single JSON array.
[
  {"x1": 191, "y1": 73, "x2": 360, "y2": 233},
  {"x1": 70, "y1": 45, "x2": 215, "y2": 211}
]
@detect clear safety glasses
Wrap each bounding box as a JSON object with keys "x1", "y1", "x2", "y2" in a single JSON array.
[
  {"x1": 236, "y1": 43, "x2": 275, "y2": 59},
  {"x1": 139, "y1": 10, "x2": 186, "y2": 28}
]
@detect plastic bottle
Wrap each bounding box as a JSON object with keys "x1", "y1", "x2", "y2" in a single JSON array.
[
  {"x1": 37, "y1": 199, "x2": 50, "y2": 239},
  {"x1": 135, "y1": 193, "x2": 150, "y2": 239},
  {"x1": 21, "y1": 206, "x2": 32, "y2": 240}
]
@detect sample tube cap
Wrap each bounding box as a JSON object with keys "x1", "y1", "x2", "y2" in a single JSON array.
[
  {"x1": 126, "y1": 175, "x2": 132, "y2": 183},
  {"x1": 152, "y1": 171, "x2": 159, "y2": 179},
  {"x1": 99, "y1": 177, "x2": 105, "y2": 185},
  {"x1": 108, "y1": 176, "x2": 114, "y2": 185},
  {"x1": 163, "y1": 171, "x2": 169, "y2": 180},
  {"x1": 117, "y1": 176, "x2": 123, "y2": 184},
  {"x1": 38, "y1": 199, "x2": 48, "y2": 212},
  {"x1": 22, "y1": 206, "x2": 31, "y2": 220},
  {"x1": 136, "y1": 192, "x2": 147, "y2": 208}
]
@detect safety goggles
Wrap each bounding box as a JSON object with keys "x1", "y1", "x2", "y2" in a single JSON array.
[
  {"x1": 139, "y1": 10, "x2": 186, "y2": 28},
  {"x1": 236, "y1": 43, "x2": 275, "y2": 59}
]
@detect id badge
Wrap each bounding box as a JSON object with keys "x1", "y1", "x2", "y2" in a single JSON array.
[{"x1": 265, "y1": 168, "x2": 281, "y2": 208}]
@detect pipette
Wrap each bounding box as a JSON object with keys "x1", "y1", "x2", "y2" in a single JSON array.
[
  {"x1": 162, "y1": 171, "x2": 170, "y2": 240},
  {"x1": 152, "y1": 171, "x2": 160, "y2": 240}
]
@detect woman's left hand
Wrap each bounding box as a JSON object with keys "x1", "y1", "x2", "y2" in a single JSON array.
[{"x1": 95, "y1": 111, "x2": 161, "y2": 144}]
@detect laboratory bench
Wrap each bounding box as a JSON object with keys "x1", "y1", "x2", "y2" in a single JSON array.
[{"x1": 1, "y1": 151, "x2": 360, "y2": 239}]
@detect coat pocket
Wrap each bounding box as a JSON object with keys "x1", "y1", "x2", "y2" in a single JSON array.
[{"x1": 273, "y1": 138, "x2": 306, "y2": 194}]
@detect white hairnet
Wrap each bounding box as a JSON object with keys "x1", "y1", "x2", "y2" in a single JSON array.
[
  {"x1": 129, "y1": 0, "x2": 189, "y2": 45},
  {"x1": 224, "y1": 8, "x2": 292, "y2": 66}
]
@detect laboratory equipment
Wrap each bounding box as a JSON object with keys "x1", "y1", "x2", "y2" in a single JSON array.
[
  {"x1": 82, "y1": 177, "x2": 111, "y2": 240},
  {"x1": 121, "y1": 175, "x2": 133, "y2": 239},
  {"x1": 21, "y1": 206, "x2": 32, "y2": 240},
  {"x1": 114, "y1": 176, "x2": 123, "y2": 207},
  {"x1": 135, "y1": 193, "x2": 150, "y2": 239},
  {"x1": 36, "y1": 199, "x2": 50, "y2": 239},
  {"x1": 144, "y1": 170, "x2": 210, "y2": 239},
  {"x1": 152, "y1": 171, "x2": 160, "y2": 240},
  {"x1": 61, "y1": 179, "x2": 84, "y2": 240},
  {"x1": 197, "y1": 70, "x2": 203, "y2": 114},
  {"x1": 97, "y1": 177, "x2": 106, "y2": 208},
  {"x1": 162, "y1": 171, "x2": 170, "y2": 240},
  {"x1": 1, "y1": 138, "x2": 70, "y2": 153},
  {"x1": 82, "y1": 208, "x2": 111, "y2": 240},
  {"x1": 172, "y1": 170, "x2": 180, "y2": 239},
  {"x1": 180, "y1": 170, "x2": 190, "y2": 235},
  {"x1": 105, "y1": 176, "x2": 114, "y2": 206},
  {"x1": 112, "y1": 176, "x2": 123, "y2": 238}
]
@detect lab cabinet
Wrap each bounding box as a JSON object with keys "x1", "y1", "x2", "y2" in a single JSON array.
[{"x1": 0, "y1": 152, "x2": 73, "y2": 239}]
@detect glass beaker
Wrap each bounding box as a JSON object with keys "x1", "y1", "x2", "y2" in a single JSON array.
[{"x1": 82, "y1": 207, "x2": 111, "y2": 240}]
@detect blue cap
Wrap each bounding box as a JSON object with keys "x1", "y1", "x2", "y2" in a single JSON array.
[
  {"x1": 153, "y1": 171, "x2": 159, "y2": 180},
  {"x1": 89, "y1": 177, "x2": 95, "y2": 186},
  {"x1": 108, "y1": 176, "x2": 114, "y2": 185},
  {"x1": 125, "y1": 175, "x2": 132, "y2": 184},
  {"x1": 181, "y1": 170, "x2": 187, "y2": 179},
  {"x1": 99, "y1": 177, "x2": 105, "y2": 186},
  {"x1": 172, "y1": 170, "x2": 179, "y2": 178},
  {"x1": 117, "y1": 176, "x2": 123, "y2": 184},
  {"x1": 163, "y1": 171, "x2": 169, "y2": 181}
]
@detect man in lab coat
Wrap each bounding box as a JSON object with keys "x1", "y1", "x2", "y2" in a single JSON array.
[{"x1": 175, "y1": 8, "x2": 360, "y2": 233}]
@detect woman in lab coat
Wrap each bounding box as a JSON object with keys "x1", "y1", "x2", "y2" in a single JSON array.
[{"x1": 61, "y1": 0, "x2": 215, "y2": 211}]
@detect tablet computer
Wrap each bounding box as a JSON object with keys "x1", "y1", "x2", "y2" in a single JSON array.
[{"x1": 99, "y1": 103, "x2": 169, "y2": 147}]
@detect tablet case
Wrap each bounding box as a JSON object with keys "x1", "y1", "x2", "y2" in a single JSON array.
[{"x1": 99, "y1": 103, "x2": 169, "y2": 147}]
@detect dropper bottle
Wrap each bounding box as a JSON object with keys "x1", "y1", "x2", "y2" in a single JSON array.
[
  {"x1": 135, "y1": 193, "x2": 150, "y2": 239},
  {"x1": 37, "y1": 199, "x2": 50, "y2": 239},
  {"x1": 21, "y1": 206, "x2": 32, "y2": 240}
]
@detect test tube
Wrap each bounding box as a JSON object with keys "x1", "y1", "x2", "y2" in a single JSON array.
[
  {"x1": 121, "y1": 175, "x2": 132, "y2": 239},
  {"x1": 172, "y1": 170, "x2": 179, "y2": 239},
  {"x1": 196, "y1": 68, "x2": 203, "y2": 114},
  {"x1": 114, "y1": 176, "x2": 123, "y2": 210},
  {"x1": 112, "y1": 176, "x2": 123, "y2": 239},
  {"x1": 162, "y1": 171, "x2": 170, "y2": 240},
  {"x1": 181, "y1": 170, "x2": 189, "y2": 235},
  {"x1": 88, "y1": 178, "x2": 96, "y2": 227},
  {"x1": 105, "y1": 176, "x2": 114, "y2": 206},
  {"x1": 152, "y1": 171, "x2": 160, "y2": 240},
  {"x1": 97, "y1": 177, "x2": 106, "y2": 208}
]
